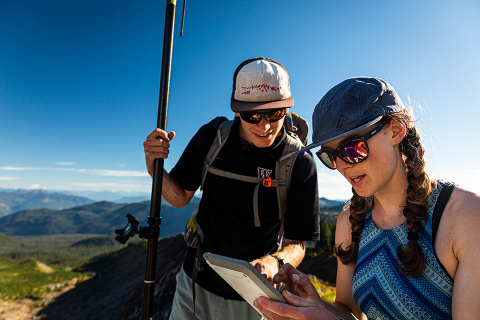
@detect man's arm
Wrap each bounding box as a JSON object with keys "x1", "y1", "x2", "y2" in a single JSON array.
[
  {"x1": 273, "y1": 239, "x2": 306, "y2": 268},
  {"x1": 143, "y1": 128, "x2": 195, "y2": 208},
  {"x1": 250, "y1": 239, "x2": 305, "y2": 284},
  {"x1": 161, "y1": 169, "x2": 196, "y2": 208}
]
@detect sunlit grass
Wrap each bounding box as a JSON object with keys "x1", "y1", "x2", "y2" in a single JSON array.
[
  {"x1": 0, "y1": 234, "x2": 125, "y2": 268},
  {"x1": 308, "y1": 275, "x2": 336, "y2": 303},
  {"x1": 0, "y1": 233, "x2": 122, "y2": 300},
  {"x1": 0, "y1": 257, "x2": 92, "y2": 300}
]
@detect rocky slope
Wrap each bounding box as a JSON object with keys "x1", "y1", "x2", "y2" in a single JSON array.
[{"x1": 36, "y1": 234, "x2": 187, "y2": 320}]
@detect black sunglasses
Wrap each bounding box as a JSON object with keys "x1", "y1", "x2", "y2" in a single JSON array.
[
  {"x1": 239, "y1": 108, "x2": 286, "y2": 124},
  {"x1": 316, "y1": 125, "x2": 382, "y2": 169}
]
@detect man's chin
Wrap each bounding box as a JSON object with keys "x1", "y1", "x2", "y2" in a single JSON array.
[{"x1": 253, "y1": 139, "x2": 274, "y2": 148}]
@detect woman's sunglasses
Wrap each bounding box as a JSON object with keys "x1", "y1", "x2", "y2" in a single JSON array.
[
  {"x1": 316, "y1": 125, "x2": 382, "y2": 169},
  {"x1": 239, "y1": 108, "x2": 286, "y2": 124}
]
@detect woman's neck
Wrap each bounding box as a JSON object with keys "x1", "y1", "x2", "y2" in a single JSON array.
[{"x1": 371, "y1": 157, "x2": 410, "y2": 230}]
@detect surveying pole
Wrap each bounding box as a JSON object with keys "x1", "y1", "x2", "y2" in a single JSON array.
[
  {"x1": 143, "y1": 0, "x2": 177, "y2": 319},
  {"x1": 114, "y1": 0, "x2": 186, "y2": 318}
]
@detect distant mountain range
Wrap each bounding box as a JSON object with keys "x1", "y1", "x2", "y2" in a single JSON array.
[
  {"x1": 0, "y1": 188, "x2": 157, "y2": 218},
  {"x1": 0, "y1": 189, "x2": 345, "y2": 236},
  {"x1": 0, "y1": 189, "x2": 95, "y2": 218},
  {"x1": 0, "y1": 198, "x2": 200, "y2": 238},
  {"x1": 318, "y1": 197, "x2": 346, "y2": 209},
  {"x1": 61, "y1": 190, "x2": 151, "y2": 203}
]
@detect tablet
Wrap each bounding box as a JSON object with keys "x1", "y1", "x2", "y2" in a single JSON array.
[{"x1": 203, "y1": 252, "x2": 287, "y2": 315}]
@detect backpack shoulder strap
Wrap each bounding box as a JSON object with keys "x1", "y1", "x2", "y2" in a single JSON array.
[
  {"x1": 274, "y1": 133, "x2": 304, "y2": 251},
  {"x1": 276, "y1": 133, "x2": 304, "y2": 221},
  {"x1": 432, "y1": 181, "x2": 456, "y2": 246},
  {"x1": 201, "y1": 120, "x2": 233, "y2": 190}
]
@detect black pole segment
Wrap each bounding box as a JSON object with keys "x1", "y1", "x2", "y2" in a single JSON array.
[
  {"x1": 157, "y1": 1, "x2": 176, "y2": 130},
  {"x1": 142, "y1": 1, "x2": 176, "y2": 319},
  {"x1": 180, "y1": 0, "x2": 186, "y2": 36}
]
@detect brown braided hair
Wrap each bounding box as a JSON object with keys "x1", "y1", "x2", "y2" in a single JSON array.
[{"x1": 333, "y1": 109, "x2": 435, "y2": 278}]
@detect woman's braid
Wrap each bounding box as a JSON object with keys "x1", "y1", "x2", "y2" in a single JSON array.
[
  {"x1": 395, "y1": 113, "x2": 433, "y2": 277},
  {"x1": 333, "y1": 188, "x2": 369, "y2": 264}
]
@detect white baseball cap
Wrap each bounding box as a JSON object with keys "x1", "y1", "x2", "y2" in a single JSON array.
[{"x1": 230, "y1": 57, "x2": 294, "y2": 112}]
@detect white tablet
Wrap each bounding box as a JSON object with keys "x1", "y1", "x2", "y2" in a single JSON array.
[{"x1": 203, "y1": 252, "x2": 287, "y2": 315}]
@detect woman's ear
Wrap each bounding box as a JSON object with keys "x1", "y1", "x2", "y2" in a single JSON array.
[{"x1": 390, "y1": 119, "x2": 406, "y2": 146}]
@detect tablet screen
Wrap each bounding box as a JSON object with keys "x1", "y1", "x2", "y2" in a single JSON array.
[{"x1": 203, "y1": 252, "x2": 287, "y2": 315}]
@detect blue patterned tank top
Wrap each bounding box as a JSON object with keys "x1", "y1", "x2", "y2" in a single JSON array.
[{"x1": 352, "y1": 183, "x2": 454, "y2": 320}]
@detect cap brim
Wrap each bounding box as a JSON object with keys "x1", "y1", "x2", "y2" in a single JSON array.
[
  {"x1": 290, "y1": 115, "x2": 383, "y2": 157},
  {"x1": 231, "y1": 97, "x2": 294, "y2": 112}
]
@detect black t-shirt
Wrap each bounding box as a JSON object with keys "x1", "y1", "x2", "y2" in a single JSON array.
[{"x1": 170, "y1": 116, "x2": 320, "y2": 300}]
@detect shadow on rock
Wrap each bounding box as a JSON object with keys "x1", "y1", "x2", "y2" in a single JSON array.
[{"x1": 37, "y1": 234, "x2": 187, "y2": 320}]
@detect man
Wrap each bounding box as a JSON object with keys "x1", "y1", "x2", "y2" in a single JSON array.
[{"x1": 143, "y1": 57, "x2": 320, "y2": 320}]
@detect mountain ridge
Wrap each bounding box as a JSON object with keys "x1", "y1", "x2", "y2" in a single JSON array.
[
  {"x1": 0, "y1": 189, "x2": 345, "y2": 236},
  {"x1": 0, "y1": 189, "x2": 95, "y2": 218},
  {"x1": 0, "y1": 199, "x2": 200, "y2": 238}
]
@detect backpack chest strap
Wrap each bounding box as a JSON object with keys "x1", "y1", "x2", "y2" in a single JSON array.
[{"x1": 204, "y1": 162, "x2": 263, "y2": 183}]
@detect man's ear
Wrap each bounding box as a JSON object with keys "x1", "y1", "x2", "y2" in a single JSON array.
[
  {"x1": 235, "y1": 112, "x2": 240, "y2": 118},
  {"x1": 390, "y1": 119, "x2": 406, "y2": 146}
]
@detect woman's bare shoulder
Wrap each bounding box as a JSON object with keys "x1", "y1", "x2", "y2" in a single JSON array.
[
  {"x1": 445, "y1": 186, "x2": 480, "y2": 219},
  {"x1": 443, "y1": 186, "x2": 480, "y2": 258}
]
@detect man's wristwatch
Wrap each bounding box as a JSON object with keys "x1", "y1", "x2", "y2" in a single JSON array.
[{"x1": 271, "y1": 255, "x2": 286, "y2": 269}]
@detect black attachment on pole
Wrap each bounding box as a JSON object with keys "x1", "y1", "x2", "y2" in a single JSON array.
[{"x1": 115, "y1": 214, "x2": 140, "y2": 244}]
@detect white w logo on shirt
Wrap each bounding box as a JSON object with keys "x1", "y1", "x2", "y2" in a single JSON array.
[{"x1": 257, "y1": 167, "x2": 273, "y2": 179}]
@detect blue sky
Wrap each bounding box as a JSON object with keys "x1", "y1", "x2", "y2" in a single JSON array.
[{"x1": 1, "y1": 0, "x2": 479, "y2": 200}]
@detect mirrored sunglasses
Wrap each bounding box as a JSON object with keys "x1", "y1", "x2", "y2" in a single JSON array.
[
  {"x1": 316, "y1": 125, "x2": 382, "y2": 169},
  {"x1": 239, "y1": 108, "x2": 286, "y2": 124}
]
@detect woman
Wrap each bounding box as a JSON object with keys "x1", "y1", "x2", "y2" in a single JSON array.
[{"x1": 253, "y1": 77, "x2": 480, "y2": 320}]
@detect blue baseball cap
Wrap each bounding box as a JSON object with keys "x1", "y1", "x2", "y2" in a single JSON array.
[{"x1": 293, "y1": 77, "x2": 405, "y2": 155}]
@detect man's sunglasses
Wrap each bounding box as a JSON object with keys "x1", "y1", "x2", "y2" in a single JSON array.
[
  {"x1": 239, "y1": 108, "x2": 286, "y2": 124},
  {"x1": 316, "y1": 125, "x2": 382, "y2": 170}
]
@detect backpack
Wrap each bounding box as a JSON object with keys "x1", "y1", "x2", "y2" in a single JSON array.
[{"x1": 200, "y1": 112, "x2": 309, "y2": 249}]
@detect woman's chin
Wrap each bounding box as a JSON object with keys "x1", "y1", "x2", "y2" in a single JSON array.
[{"x1": 353, "y1": 187, "x2": 373, "y2": 198}]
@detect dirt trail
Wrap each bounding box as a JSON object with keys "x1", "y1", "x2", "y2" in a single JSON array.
[
  {"x1": 0, "y1": 298, "x2": 44, "y2": 320},
  {"x1": 35, "y1": 261, "x2": 54, "y2": 274},
  {"x1": 0, "y1": 283, "x2": 76, "y2": 320}
]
